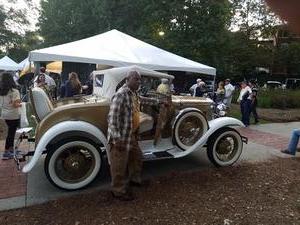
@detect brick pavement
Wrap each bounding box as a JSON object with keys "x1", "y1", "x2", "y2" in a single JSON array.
[
  {"x1": 238, "y1": 127, "x2": 292, "y2": 150},
  {"x1": 0, "y1": 141, "x2": 28, "y2": 200}
]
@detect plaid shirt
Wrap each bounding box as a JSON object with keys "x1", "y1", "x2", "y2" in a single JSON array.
[{"x1": 107, "y1": 84, "x2": 159, "y2": 151}]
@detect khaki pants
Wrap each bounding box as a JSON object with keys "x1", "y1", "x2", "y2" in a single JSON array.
[{"x1": 110, "y1": 135, "x2": 142, "y2": 196}]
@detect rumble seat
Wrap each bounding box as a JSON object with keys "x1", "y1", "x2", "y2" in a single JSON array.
[
  {"x1": 30, "y1": 87, "x2": 54, "y2": 121},
  {"x1": 139, "y1": 112, "x2": 154, "y2": 133}
]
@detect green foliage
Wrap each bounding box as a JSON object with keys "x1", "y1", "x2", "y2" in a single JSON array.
[
  {"x1": 258, "y1": 89, "x2": 300, "y2": 109},
  {"x1": 230, "y1": 0, "x2": 282, "y2": 39},
  {"x1": 38, "y1": 0, "x2": 232, "y2": 66},
  {"x1": 0, "y1": 1, "x2": 37, "y2": 61},
  {"x1": 2, "y1": 0, "x2": 296, "y2": 83},
  {"x1": 7, "y1": 31, "x2": 44, "y2": 62},
  {"x1": 0, "y1": 5, "x2": 27, "y2": 49}
]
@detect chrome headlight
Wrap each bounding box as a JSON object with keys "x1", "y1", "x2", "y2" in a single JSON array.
[{"x1": 219, "y1": 111, "x2": 226, "y2": 116}]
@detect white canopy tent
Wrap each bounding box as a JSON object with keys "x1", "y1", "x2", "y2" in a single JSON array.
[
  {"x1": 18, "y1": 58, "x2": 29, "y2": 70},
  {"x1": 0, "y1": 56, "x2": 22, "y2": 71},
  {"x1": 29, "y1": 29, "x2": 216, "y2": 76}
]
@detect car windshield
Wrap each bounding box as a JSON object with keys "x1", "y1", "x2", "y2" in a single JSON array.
[{"x1": 116, "y1": 76, "x2": 167, "y2": 95}]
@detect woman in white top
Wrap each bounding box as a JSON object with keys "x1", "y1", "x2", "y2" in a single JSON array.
[
  {"x1": 0, "y1": 72, "x2": 21, "y2": 159},
  {"x1": 237, "y1": 81, "x2": 252, "y2": 126}
]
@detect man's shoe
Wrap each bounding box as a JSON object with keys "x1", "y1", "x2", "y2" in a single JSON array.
[
  {"x1": 281, "y1": 149, "x2": 295, "y2": 156},
  {"x1": 111, "y1": 191, "x2": 135, "y2": 201}
]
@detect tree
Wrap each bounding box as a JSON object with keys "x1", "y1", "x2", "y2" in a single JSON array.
[
  {"x1": 39, "y1": 0, "x2": 295, "y2": 82},
  {"x1": 0, "y1": 0, "x2": 33, "y2": 60},
  {"x1": 230, "y1": 0, "x2": 282, "y2": 39},
  {"x1": 7, "y1": 31, "x2": 44, "y2": 62},
  {"x1": 38, "y1": 0, "x2": 232, "y2": 68}
]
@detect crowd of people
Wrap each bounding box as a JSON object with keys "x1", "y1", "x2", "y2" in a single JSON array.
[
  {"x1": 189, "y1": 78, "x2": 259, "y2": 126},
  {"x1": 30, "y1": 67, "x2": 95, "y2": 100}
]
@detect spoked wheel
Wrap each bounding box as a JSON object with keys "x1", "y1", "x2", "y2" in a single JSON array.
[
  {"x1": 207, "y1": 128, "x2": 243, "y2": 167},
  {"x1": 45, "y1": 138, "x2": 102, "y2": 190},
  {"x1": 174, "y1": 110, "x2": 208, "y2": 150}
]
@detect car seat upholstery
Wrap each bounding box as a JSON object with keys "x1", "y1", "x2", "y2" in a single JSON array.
[
  {"x1": 139, "y1": 112, "x2": 154, "y2": 133},
  {"x1": 30, "y1": 87, "x2": 54, "y2": 121}
]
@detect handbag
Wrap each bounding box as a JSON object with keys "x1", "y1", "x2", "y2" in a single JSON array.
[{"x1": 19, "y1": 102, "x2": 29, "y2": 128}]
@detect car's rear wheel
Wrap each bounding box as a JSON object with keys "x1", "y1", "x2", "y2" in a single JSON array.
[
  {"x1": 207, "y1": 128, "x2": 243, "y2": 167},
  {"x1": 173, "y1": 110, "x2": 208, "y2": 150},
  {"x1": 44, "y1": 138, "x2": 102, "y2": 190}
]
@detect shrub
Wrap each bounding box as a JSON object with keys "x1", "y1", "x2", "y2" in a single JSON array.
[{"x1": 258, "y1": 89, "x2": 300, "y2": 109}]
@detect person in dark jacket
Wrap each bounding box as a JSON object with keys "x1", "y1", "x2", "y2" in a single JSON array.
[
  {"x1": 249, "y1": 80, "x2": 259, "y2": 124},
  {"x1": 195, "y1": 81, "x2": 206, "y2": 97},
  {"x1": 64, "y1": 72, "x2": 82, "y2": 97}
]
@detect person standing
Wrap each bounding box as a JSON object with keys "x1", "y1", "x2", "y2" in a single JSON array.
[
  {"x1": 34, "y1": 67, "x2": 56, "y2": 88},
  {"x1": 108, "y1": 70, "x2": 159, "y2": 201},
  {"x1": 215, "y1": 81, "x2": 226, "y2": 103},
  {"x1": 156, "y1": 78, "x2": 170, "y2": 94},
  {"x1": 36, "y1": 74, "x2": 52, "y2": 97},
  {"x1": 224, "y1": 79, "x2": 235, "y2": 108},
  {"x1": 0, "y1": 72, "x2": 21, "y2": 160},
  {"x1": 237, "y1": 81, "x2": 252, "y2": 127},
  {"x1": 249, "y1": 80, "x2": 259, "y2": 124},
  {"x1": 195, "y1": 81, "x2": 206, "y2": 97},
  {"x1": 64, "y1": 72, "x2": 82, "y2": 97},
  {"x1": 189, "y1": 78, "x2": 202, "y2": 96}
]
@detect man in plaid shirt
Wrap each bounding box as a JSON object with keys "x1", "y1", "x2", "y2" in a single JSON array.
[{"x1": 108, "y1": 70, "x2": 162, "y2": 201}]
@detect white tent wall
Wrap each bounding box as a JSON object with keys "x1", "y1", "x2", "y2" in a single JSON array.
[
  {"x1": 0, "y1": 56, "x2": 22, "y2": 71},
  {"x1": 18, "y1": 58, "x2": 30, "y2": 71},
  {"x1": 29, "y1": 30, "x2": 216, "y2": 76}
]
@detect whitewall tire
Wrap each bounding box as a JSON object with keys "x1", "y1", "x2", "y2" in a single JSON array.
[
  {"x1": 173, "y1": 110, "x2": 208, "y2": 150},
  {"x1": 207, "y1": 128, "x2": 243, "y2": 167},
  {"x1": 45, "y1": 139, "x2": 102, "y2": 190}
]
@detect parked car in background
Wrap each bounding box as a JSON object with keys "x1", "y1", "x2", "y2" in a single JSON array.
[
  {"x1": 21, "y1": 66, "x2": 247, "y2": 190},
  {"x1": 285, "y1": 78, "x2": 300, "y2": 89},
  {"x1": 264, "y1": 81, "x2": 283, "y2": 89}
]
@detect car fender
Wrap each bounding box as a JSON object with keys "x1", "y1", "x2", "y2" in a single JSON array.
[
  {"x1": 174, "y1": 117, "x2": 244, "y2": 158},
  {"x1": 22, "y1": 121, "x2": 107, "y2": 173}
]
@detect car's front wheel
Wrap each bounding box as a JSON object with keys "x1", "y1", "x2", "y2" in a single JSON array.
[
  {"x1": 173, "y1": 110, "x2": 208, "y2": 150},
  {"x1": 44, "y1": 138, "x2": 102, "y2": 190},
  {"x1": 207, "y1": 128, "x2": 243, "y2": 167}
]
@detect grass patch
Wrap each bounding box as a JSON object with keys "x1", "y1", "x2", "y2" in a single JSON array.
[
  {"x1": 258, "y1": 89, "x2": 300, "y2": 109},
  {"x1": 227, "y1": 104, "x2": 270, "y2": 124}
]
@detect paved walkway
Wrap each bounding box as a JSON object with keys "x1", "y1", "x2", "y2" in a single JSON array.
[{"x1": 0, "y1": 122, "x2": 299, "y2": 211}]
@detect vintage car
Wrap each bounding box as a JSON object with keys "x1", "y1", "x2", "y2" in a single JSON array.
[{"x1": 21, "y1": 66, "x2": 247, "y2": 190}]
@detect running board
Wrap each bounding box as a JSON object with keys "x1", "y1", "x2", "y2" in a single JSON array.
[{"x1": 143, "y1": 151, "x2": 174, "y2": 161}]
